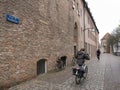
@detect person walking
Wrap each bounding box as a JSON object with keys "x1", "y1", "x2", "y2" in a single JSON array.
[{"x1": 96, "y1": 49, "x2": 101, "y2": 60}]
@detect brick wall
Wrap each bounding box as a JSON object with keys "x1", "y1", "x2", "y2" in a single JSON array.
[{"x1": 0, "y1": 0, "x2": 75, "y2": 88}]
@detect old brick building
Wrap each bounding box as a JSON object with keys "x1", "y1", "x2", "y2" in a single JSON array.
[
  {"x1": 0, "y1": 0, "x2": 99, "y2": 88},
  {"x1": 101, "y1": 33, "x2": 111, "y2": 53}
]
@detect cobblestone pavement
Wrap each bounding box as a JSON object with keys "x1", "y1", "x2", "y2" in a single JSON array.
[
  {"x1": 9, "y1": 54, "x2": 116, "y2": 90},
  {"x1": 104, "y1": 54, "x2": 120, "y2": 90}
]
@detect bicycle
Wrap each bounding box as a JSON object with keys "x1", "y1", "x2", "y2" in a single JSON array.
[
  {"x1": 72, "y1": 63, "x2": 88, "y2": 84},
  {"x1": 56, "y1": 57, "x2": 64, "y2": 71},
  {"x1": 72, "y1": 57, "x2": 77, "y2": 66}
]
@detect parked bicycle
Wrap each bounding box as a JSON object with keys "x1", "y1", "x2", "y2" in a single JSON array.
[
  {"x1": 72, "y1": 57, "x2": 77, "y2": 66},
  {"x1": 56, "y1": 56, "x2": 67, "y2": 71}
]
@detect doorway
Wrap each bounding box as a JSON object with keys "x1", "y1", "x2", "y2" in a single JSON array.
[
  {"x1": 60, "y1": 56, "x2": 67, "y2": 66},
  {"x1": 37, "y1": 59, "x2": 47, "y2": 75}
]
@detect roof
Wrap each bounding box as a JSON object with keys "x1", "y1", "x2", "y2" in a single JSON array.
[
  {"x1": 101, "y1": 33, "x2": 111, "y2": 40},
  {"x1": 82, "y1": 0, "x2": 99, "y2": 33}
]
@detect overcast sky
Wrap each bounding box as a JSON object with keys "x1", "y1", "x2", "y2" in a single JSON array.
[{"x1": 85, "y1": 0, "x2": 120, "y2": 41}]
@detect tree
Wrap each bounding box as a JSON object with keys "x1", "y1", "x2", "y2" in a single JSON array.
[
  {"x1": 107, "y1": 26, "x2": 120, "y2": 53},
  {"x1": 114, "y1": 27, "x2": 120, "y2": 51}
]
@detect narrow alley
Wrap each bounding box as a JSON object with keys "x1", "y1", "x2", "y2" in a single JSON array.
[{"x1": 9, "y1": 54, "x2": 120, "y2": 90}]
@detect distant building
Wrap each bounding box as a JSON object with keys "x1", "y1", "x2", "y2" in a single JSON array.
[
  {"x1": 113, "y1": 41, "x2": 120, "y2": 56},
  {"x1": 83, "y1": 0, "x2": 99, "y2": 57},
  {"x1": 101, "y1": 33, "x2": 111, "y2": 53}
]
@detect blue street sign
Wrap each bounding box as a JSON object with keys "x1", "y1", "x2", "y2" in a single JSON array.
[{"x1": 6, "y1": 14, "x2": 19, "y2": 24}]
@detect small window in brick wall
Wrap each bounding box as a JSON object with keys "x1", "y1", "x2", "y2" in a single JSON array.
[
  {"x1": 60, "y1": 56, "x2": 67, "y2": 66},
  {"x1": 37, "y1": 59, "x2": 47, "y2": 75}
]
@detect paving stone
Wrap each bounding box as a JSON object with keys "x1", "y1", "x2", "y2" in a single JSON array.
[{"x1": 9, "y1": 54, "x2": 120, "y2": 90}]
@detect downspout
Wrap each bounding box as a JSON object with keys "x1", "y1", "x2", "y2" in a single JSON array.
[{"x1": 83, "y1": 1, "x2": 86, "y2": 49}]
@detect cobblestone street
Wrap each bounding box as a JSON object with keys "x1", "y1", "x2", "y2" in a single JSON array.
[{"x1": 9, "y1": 54, "x2": 120, "y2": 90}]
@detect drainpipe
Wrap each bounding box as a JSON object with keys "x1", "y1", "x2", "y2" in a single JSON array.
[{"x1": 83, "y1": 2, "x2": 86, "y2": 49}]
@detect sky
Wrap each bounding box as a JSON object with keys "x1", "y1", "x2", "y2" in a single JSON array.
[{"x1": 85, "y1": 0, "x2": 120, "y2": 41}]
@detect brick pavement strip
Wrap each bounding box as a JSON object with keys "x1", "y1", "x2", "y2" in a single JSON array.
[{"x1": 9, "y1": 55, "x2": 106, "y2": 90}]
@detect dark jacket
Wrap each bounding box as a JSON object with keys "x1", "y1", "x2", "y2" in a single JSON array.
[
  {"x1": 76, "y1": 50, "x2": 90, "y2": 65},
  {"x1": 96, "y1": 49, "x2": 101, "y2": 56}
]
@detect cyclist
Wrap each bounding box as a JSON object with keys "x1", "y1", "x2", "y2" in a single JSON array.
[
  {"x1": 76, "y1": 48, "x2": 90, "y2": 66},
  {"x1": 96, "y1": 49, "x2": 101, "y2": 60}
]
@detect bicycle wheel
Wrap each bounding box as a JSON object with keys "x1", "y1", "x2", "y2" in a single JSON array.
[
  {"x1": 83, "y1": 66, "x2": 88, "y2": 79},
  {"x1": 75, "y1": 76, "x2": 81, "y2": 84},
  {"x1": 72, "y1": 57, "x2": 77, "y2": 65}
]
